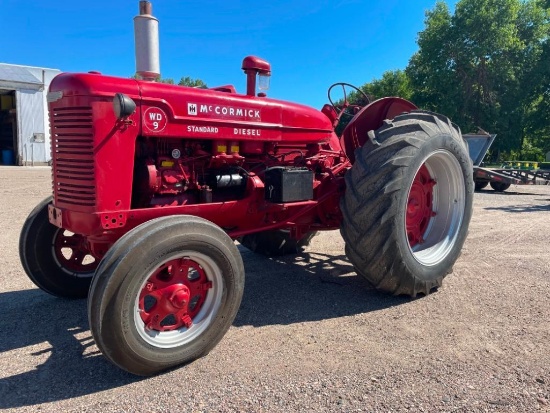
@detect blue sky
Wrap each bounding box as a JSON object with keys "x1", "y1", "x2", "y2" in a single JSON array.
[{"x1": 1, "y1": 0, "x2": 458, "y2": 108}]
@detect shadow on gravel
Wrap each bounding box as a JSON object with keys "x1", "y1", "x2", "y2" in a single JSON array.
[
  {"x1": 234, "y1": 247, "x2": 411, "y2": 327},
  {"x1": 0, "y1": 289, "x2": 141, "y2": 409},
  {"x1": 484, "y1": 203, "x2": 550, "y2": 213},
  {"x1": 475, "y1": 189, "x2": 535, "y2": 196},
  {"x1": 0, "y1": 249, "x2": 412, "y2": 408}
]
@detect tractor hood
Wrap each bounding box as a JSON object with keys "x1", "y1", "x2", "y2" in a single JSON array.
[
  {"x1": 48, "y1": 72, "x2": 334, "y2": 144},
  {"x1": 138, "y1": 80, "x2": 334, "y2": 143}
]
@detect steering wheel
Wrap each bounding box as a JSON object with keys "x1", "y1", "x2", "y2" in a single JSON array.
[{"x1": 327, "y1": 83, "x2": 370, "y2": 116}]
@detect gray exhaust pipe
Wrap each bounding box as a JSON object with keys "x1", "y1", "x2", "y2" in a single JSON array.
[{"x1": 134, "y1": 1, "x2": 160, "y2": 81}]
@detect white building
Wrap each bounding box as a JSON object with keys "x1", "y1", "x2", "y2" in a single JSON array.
[{"x1": 0, "y1": 63, "x2": 61, "y2": 166}]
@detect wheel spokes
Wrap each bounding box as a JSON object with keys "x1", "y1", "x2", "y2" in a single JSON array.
[
  {"x1": 60, "y1": 234, "x2": 81, "y2": 248},
  {"x1": 70, "y1": 249, "x2": 88, "y2": 266},
  {"x1": 407, "y1": 165, "x2": 436, "y2": 247},
  {"x1": 53, "y1": 230, "x2": 97, "y2": 273}
]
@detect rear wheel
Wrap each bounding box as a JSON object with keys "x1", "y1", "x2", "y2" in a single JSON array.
[
  {"x1": 19, "y1": 197, "x2": 97, "y2": 298},
  {"x1": 475, "y1": 181, "x2": 489, "y2": 191},
  {"x1": 490, "y1": 181, "x2": 511, "y2": 192},
  {"x1": 340, "y1": 110, "x2": 473, "y2": 296},
  {"x1": 238, "y1": 230, "x2": 317, "y2": 256},
  {"x1": 88, "y1": 215, "x2": 245, "y2": 376}
]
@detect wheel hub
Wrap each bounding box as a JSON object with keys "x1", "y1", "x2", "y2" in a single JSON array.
[
  {"x1": 170, "y1": 288, "x2": 190, "y2": 309},
  {"x1": 407, "y1": 164, "x2": 436, "y2": 247},
  {"x1": 138, "y1": 258, "x2": 212, "y2": 332},
  {"x1": 53, "y1": 229, "x2": 98, "y2": 273}
]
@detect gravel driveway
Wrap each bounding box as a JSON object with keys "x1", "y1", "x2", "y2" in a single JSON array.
[{"x1": 0, "y1": 166, "x2": 549, "y2": 412}]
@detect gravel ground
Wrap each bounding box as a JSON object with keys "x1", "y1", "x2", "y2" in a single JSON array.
[{"x1": 0, "y1": 166, "x2": 549, "y2": 413}]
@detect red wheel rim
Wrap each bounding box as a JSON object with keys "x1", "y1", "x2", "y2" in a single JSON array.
[
  {"x1": 138, "y1": 258, "x2": 212, "y2": 332},
  {"x1": 53, "y1": 229, "x2": 98, "y2": 273},
  {"x1": 406, "y1": 164, "x2": 436, "y2": 247}
]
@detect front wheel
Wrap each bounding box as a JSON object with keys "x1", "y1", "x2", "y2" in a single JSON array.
[
  {"x1": 340, "y1": 110, "x2": 474, "y2": 296},
  {"x1": 19, "y1": 197, "x2": 97, "y2": 298},
  {"x1": 88, "y1": 215, "x2": 245, "y2": 376}
]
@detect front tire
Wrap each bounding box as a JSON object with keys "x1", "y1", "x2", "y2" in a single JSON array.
[
  {"x1": 88, "y1": 215, "x2": 245, "y2": 376},
  {"x1": 19, "y1": 197, "x2": 97, "y2": 298},
  {"x1": 340, "y1": 110, "x2": 473, "y2": 296}
]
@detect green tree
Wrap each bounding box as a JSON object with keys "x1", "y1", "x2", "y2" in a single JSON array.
[
  {"x1": 335, "y1": 70, "x2": 413, "y2": 135},
  {"x1": 522, "y1": 1, "x2": 550, "y2": 157},
  {"x1": 406, "y1": 2, "x2": 457, "y2": 116},
  {"x1": 407, "y1": 0, "x2": 549, "y2": 160},
  {"x1": 178, "y1": 76, "x2": 207, "y2": 88},
  {"x1": 158, "y1": 78, "x2": 175, "y2": 84},
  {"x1": 131, "y1": 75, "x2": 208, "y2": 88},
  {"x1": 359, "y1": 70, "x2": 413, "y2": 101},
  {"x1": 158, "y1": 77, "x2": 207, "y2": 87}
]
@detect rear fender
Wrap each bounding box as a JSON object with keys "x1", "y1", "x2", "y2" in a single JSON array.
[{"x1": 341, "y1": 97, "x2": 417, "y2": 163}]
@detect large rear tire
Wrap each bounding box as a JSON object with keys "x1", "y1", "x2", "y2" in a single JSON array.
[
  {"x1": 88, "y1": 215, "x2": 245, "y2": 376},
  {"x1": 238, "y1": 230, "x2": 317, "y2": 256},
  {"x1": 340, "y1": 110, "x2": 473, "y2": 296},
  {"x1": 19, "y1": 197, "x2": 97, "y2": 298}
]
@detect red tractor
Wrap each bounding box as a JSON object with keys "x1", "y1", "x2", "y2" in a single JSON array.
[{"x1": 19, "y1": 3, "x2": 473, "y2": 376}]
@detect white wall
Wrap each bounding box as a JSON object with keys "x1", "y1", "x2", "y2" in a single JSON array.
[
  {"x1": 16, "y1": 89, "x2": 46, "y2": 164},
  {"x1": 5, "y1": 66, "x2": 60, "y2": 164},
  {"x1": 22, "y1": 67, "x2": 59, "y2": 164}
]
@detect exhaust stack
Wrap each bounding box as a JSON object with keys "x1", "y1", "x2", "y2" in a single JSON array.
[{"x1": 134, "y1": 1, "x2": 160, "y2": 81}]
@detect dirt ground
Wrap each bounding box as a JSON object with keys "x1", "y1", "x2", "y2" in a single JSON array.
[{"x1": 0, "y1": 166, "x2": 549, "y2": 413}]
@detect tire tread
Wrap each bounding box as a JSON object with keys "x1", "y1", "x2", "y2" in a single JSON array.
[{"x1": 340, "y1": 110, "x2": 472, "y2": 297}]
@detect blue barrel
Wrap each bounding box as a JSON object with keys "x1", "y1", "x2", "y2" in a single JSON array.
[{"x1": 1, "y1": 149, "x2": 15, "y2": 165}]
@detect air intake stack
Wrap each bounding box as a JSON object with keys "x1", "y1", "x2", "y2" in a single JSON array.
[{"x1": 134, "y1": 1, "x2": 160, "y2": 81}]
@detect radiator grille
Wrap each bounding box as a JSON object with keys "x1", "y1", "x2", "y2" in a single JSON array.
[{"x1": 50, "y1": 107, "x2": 96, "y2": 207}]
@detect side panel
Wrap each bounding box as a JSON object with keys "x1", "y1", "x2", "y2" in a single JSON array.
[{"x1": 138, "y1": 82, "x2": 334, "y2": 144}]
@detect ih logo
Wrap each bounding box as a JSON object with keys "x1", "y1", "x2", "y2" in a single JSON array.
[
  {"x1": 188, "y1": 103, "x2": 198, "y2": 116},
  {"x1": 143, "y1": 107, "x2": 167, "y2": 132}
]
